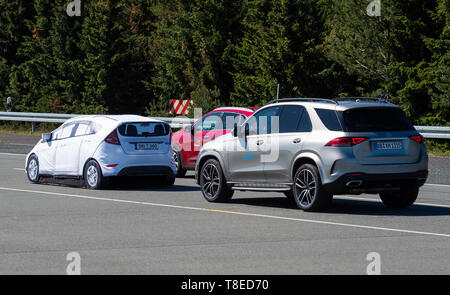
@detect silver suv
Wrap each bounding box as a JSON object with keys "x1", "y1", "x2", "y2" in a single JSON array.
[{"x1": 195, "y1": 98, "x2": 428, "y2": 211}]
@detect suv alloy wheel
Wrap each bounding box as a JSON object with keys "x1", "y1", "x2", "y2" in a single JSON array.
[{"x1": 199, "y1": 159, "x2": 234, "y2": 202}]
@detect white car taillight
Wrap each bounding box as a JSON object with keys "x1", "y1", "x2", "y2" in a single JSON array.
[{"x1": 105, "y1": 129, "x2": 121, "y2": 145}]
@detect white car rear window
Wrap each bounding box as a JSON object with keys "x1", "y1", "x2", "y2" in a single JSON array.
[{"x1": 118, "y1": 122, "x2": 169, "y2": 137}]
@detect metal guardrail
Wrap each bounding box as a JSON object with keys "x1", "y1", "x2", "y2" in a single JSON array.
[
  {"x1": 0, "y1": 112, "x2": 449, "y2": 139},
  {"x1": 148, "y1": 116, "x2": 195, "y2": 129},
  {"x1": 0, "y1": 112, "x2": 195, "y2": 131},
  {"x1": 414, "y1": 126, "x2": 450, "y2": 139}
]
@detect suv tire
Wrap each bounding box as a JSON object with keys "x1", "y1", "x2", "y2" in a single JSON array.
[
  {"x1": 379, "y1": 186, "x2": 419, "y2": 209},
  {"x1": 283, "y1": 191, "x2": 295, "y2": 203},
  {"x1": 199, "y1": 159, "x2": 233, "y2": 202},
  {"x1": 292, "y1": 164, "x2": 332, "y2": 211}
]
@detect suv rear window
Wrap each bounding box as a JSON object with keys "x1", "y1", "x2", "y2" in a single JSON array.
[
  {"x1": 340, "y1": 108, "x2": 414, "y2": 132},
  {"x1": 118, "y1": 122, "x2": 170, "y2": 137}
]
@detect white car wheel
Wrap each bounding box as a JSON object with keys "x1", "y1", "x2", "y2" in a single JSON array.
[
  {"x1": 84, "y1": 160, "x2": 105, "y2": 189},
  {"x1": 26, "y1": 155, "x2": 40, "y2": 183}
]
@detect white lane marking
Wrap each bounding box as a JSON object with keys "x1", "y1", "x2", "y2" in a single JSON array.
[
  {"x1": 335, "y1": 196, "x2": 450, "y2": 208},
  {"x1": 0, "y1": 186, "x2": 449, "y2": 238},
  {"x1": 0, "y1": 143, "x2": 34, "y2": 146},
  {"x1": 13, "y1": 168, "x2": 25, "y2": 172},
  {"x1": 0, "y1": 152, "x2": 27, "y2": 157},
  {"x1": 424, "y1": 183, "x2": 450, "y2": 188}
]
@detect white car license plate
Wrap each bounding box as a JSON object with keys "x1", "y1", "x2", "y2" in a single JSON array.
[
  {"x1": 136, "y1": 143, "x2": 159, "y2": 150},
  {"x1": 375, "y1": 141, "x2": 402, "y2": 150}
]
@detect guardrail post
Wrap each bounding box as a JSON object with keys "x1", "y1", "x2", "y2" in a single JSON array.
[
  {"x1": 6, "y1": 97, "x2": 12, "y2": 112},
  {"x1": 32, "y1": 122, "x2": 36, "y2": 133}
]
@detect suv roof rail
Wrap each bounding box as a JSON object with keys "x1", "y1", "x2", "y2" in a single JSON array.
[
  {"x1": 333, "y1": 97, "x2": 390, "y2": 103},
  {"x1": 265, "y1": 97, "x2": 338, "y2": 105}
]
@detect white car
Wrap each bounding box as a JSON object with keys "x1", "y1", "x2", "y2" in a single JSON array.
[{"x1": 25, "y1": 115, "x2": 177, "y2": 189}]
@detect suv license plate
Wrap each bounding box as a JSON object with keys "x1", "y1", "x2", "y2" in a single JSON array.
[
  {"x1": 375, "y1": 141, "x2": 402, "y2": 150},
  {"x1": 136, "y1": 143, "x2": 159, "y2": 150}
]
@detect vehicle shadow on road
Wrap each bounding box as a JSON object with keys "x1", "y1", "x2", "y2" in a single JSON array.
[
  {"x1": 38, "y1": 176, "x2": 200, "y2": 192},
  {"x1": 110, "y1": 184, "x2": 200, "y2": 192},
  {"x1": 229, "y1": 196, "x2": 450, "y2": 216},
  {"x1": 107, "y1": 177, "x2": 200, "y2": 192},
  {"x1": 326, "y1": 199, "x2": 450, "y2": 216},
  {"x1": 228, "y1": 196, "x2": 299, "y2": 210}
]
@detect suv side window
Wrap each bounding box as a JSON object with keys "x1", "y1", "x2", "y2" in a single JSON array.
[
  {"x1": 297, "y1": 108, "x2": 312, "y2": 132},
  {"x1": 279, "y1": 105, "x2": 312, "y2": 133},
  {"x1": 315, "y1": 109, "x2": 343, "y2": 131},
  {"x1": 248, "y1": 106, "x2": 281, "y2": 135}
]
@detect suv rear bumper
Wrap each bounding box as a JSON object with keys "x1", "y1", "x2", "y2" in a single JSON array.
[{"x1": 323, "y1": 170, "x2": 428, "y2": 195}]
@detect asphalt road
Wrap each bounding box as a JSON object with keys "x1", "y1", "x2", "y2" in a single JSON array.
[{"x1": 0, "y1": 149, "x2": 449, "y2": 274}]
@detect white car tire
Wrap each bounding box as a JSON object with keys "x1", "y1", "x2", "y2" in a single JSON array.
[
  {"x1": 84, "y1": 160, "x2": 106, "y2": 190},
  {"x1": 26, "y1": 155, "x2": 40, "y2": 184}
]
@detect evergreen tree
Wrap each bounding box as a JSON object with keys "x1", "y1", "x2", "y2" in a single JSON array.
[
  {"x1": 230, "y1": 0, "x2": 339, "y2": 107},
  {"x1": 320, "y1": 0, "x2": 448, "y2": 124},
  {"x1": 0, "y1": 0, "x2": 447, "y2": 125},
  {"x1": 79, "y1": 0, "x2": 154, "y2": 115},
  {"x1": 0, "y1": 1, "x2": 34, "y2": 110},
  {"x1": 146, "y1": 0, "x2": 243, "y2": 116},
  {"x1": 8, "y1": 0, "x2": 84, "y2": 113}
]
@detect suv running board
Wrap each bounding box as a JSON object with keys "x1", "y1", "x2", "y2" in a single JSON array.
[{"x1": 231, "y1": 186, "x2": 291, "y2": 192}]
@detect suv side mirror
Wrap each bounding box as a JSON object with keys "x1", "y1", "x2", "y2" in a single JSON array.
[{"x1": 42, "y1": 133, "x2": 52, "y2": 142}]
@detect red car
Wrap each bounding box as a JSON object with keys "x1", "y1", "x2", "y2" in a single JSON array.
[{"x1": 171, "y1": 107, "x2": 257, "y2": 177}]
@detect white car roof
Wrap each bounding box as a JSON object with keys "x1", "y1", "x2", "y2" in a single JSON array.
[{"x1": 65, "y1": 115, "x2": 164, "y2": 127}]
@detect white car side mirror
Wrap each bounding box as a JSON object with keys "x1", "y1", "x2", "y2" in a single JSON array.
[{"x1": 42, "y1": 133, "x2": 52, "y2": 142}]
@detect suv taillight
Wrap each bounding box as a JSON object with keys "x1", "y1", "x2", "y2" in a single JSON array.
[
  {"x1": 105, "y1": 129, "x2": 121, "y2": 145},
  {"x1": 409, "y1": 135, "x2": 425, "y2": 144},
  {"x1": 325, "y1": 137, "x2": 369, "y2": 147}
]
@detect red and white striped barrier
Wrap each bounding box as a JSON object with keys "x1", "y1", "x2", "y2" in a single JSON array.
[{"x1": 169, "y1": 99, "x2": 194, "y2": 115}]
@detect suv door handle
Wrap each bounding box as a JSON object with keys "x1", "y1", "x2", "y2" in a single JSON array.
[
  {"x1": 203, "y1": 135, "x2": 210, "y2": 140},
  {"x1": 292, "y1": 138, "x2": 301, "y2": 144},
  {"x1": 256, "y1": 140, "x2": 264, "y2": 145}
]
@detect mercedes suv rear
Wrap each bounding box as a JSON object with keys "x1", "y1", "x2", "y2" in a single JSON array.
[{"x1": 195, "y1": 98, "x2": 428, "y2": 211}]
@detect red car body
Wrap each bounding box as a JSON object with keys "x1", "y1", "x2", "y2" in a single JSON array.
[{"x1": 171, "y1": 107, "x2": 256, "y2": 176}]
